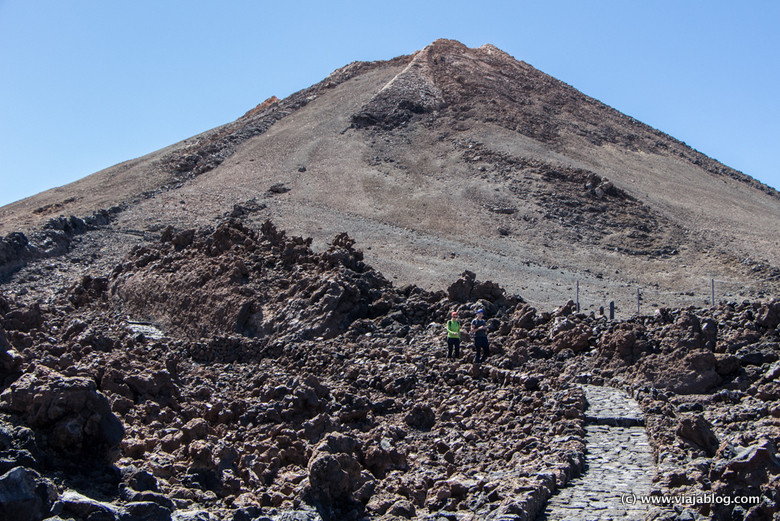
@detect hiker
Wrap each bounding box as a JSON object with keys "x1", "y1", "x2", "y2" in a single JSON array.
[
  {"x1": 471, "y1": 309, "x2": 489, "y2": 363},
  {"x1": 445, "y1": 311, "x2": 461, "y2": 359}
]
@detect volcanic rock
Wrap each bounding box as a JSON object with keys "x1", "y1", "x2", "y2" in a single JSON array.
[
  {"x1": 0, "y1": 466, "x2": 56, "y2": 521},
  {"x1": 109, "y1": 220, "x2": 396, "y2": 344},
  {"x1": 644, "y1": 350, "x2": 722, "y2": 395},
  {"x1": 306, "y1": 433, "x2": 369, "y2": 506},
  {"x1": 755, "y1": 299, "x2": 780, "y2": 330},
  {"x1": 1, "y1": 37, "x2": 780, "y2": 521},
  {"x1": 676, "y1": 415, "x2": 719, "y2": 456},
  {"x1": 0, "y1": 368, "x2": 124, "y2": 464},
  {"x1": 0, "y1": 330, "x2": 22, "y2": 382},
  {"x1": 60, "y1": 489, "x2": 127, "y2": 519},
  {"x1": 446, "y1": 270, "x2": 511, "y2": 306},
  {"x1": 351, "y1": 44, "x2": 444, "y2": 130},
  {"x1": 385, "y1": 498, "x2": 415, "y2": 518},
  {"x1": 402, "y1": 404, "x2": 435, "y2": 430},
  {"x1": 711, "y1": 438, "x2": 780, "y2": 486}
]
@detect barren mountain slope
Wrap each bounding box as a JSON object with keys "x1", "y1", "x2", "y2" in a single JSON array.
[{"x1": 2, "y1": 39, "x2": 778, "y2": 313}]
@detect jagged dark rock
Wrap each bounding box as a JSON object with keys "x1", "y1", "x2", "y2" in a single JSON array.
[{"x1": 0, "y1": 466, "x2": 56, "y2": 521}]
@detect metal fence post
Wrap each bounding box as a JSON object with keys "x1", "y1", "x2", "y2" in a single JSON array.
[
  {"x1": 576, "y1": 280, "x2": 580, "y2": 312},
  {"x1": 637, "y1": 288, "x2": 641, "y2": 315},
  {"x1": 711, "y1": 278, "x2": 715, "y2": 307}
]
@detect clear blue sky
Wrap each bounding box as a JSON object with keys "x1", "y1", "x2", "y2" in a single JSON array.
[{"x1": 1, "y1": 1, "x2": 778, "y2": 209}]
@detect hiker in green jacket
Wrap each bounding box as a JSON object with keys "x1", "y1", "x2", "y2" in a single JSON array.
[{"x1": 446, "y1": 311, "x2": 461, "y2": 359}]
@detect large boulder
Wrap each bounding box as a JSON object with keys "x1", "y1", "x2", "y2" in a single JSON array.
[
  {"x1": 676, "y1": 415, "x2": 719, "y2": 456},
  {"x1": 446, "y1": 270, "x2": 509, "y2": 305},
  {"x1": 509, "y1": 303, "x2": 536, "y2": 330},
  {"x1": 709, "y1": 438, "x2": 780, "y2": 518},
  {"x1": 598, "y1": 326, "x2": 638, "y2": 360},
  {"x1": 0, "y1": 368, "x2": 124, "y2": 465},
  {"x1": 638, "y1": 350, "x2": 721, "y2": 394},
  {"x1": 0, "y1": 466, "x2": 56, "y2": 521},
  {"x1": 593, "y1": 323, "x2": 653, "y2": 371},
  {"x1": 711, "y1": 438, "x2": 780, "y2": 486},
  {"x1": 658, "y1": 311, "x2": 705, "y2": 351},
  {"x1": 403, "y1": 404, "x2": 436, "y2": 430},
  {"x1": 306, "y1": 433, "x2": 374, "y2": 507},
  {"x1": 60, "y1": 489, "x2": 127, "y2": 520},
  {"x1": 550, "y1": 323, "x2": 591, "y2": 353},
  {"x1": 755, "y1": 299, "x2": 780, "y2": 330}
]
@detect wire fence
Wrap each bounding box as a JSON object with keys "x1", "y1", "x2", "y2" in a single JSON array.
[
  {"x1": 586, "y1": 275, "x2": 779, "y2": 319},
  {"x1": 520, "y1": 275, "x2": 780, "y2": 319}
]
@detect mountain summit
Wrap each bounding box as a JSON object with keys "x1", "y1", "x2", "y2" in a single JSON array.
[{"x1": 2, "y1": 39, "x2": 779, "y2": 310}]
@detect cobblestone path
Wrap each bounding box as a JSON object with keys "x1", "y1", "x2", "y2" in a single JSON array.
[{"x1": 537, "y1": 385, "x2": 659, "y2": 520}]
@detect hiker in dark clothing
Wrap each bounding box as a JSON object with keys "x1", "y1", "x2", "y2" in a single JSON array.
[
  {"x1": 471, "y1": 309, "x2": 489, "y2": 363},
  {"x1": 445, "y1": 311, "x2": 461, "y2": 359}
]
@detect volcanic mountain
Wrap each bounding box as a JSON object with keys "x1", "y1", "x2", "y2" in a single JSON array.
[
  {"x1": 2, "y1": 38, "x2": 779, "y2": 313},
  {"x1": 1, "y1": 40, "x2": 780, "y2": 521}
]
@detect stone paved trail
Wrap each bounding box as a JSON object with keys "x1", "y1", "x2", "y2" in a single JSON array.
[{"x1": 537, "y1": 385, "x2": 661, "y2": 520}]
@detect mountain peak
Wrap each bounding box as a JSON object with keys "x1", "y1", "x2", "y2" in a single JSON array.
[{"x1": 2, "y1": 40, "x2": 778, "y2": 310}]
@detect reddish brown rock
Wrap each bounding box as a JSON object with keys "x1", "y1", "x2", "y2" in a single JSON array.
[
  {"x1": 595, "y1": 323, "x2": 651, "y2": 367},
  {"x1": 755, "y1": 299, "x2": 780, "y2": 330},
  {"x1": 639, "y1": 350, "x2": 721, "y2": 394},
  {"x1": 676, "y1": 415, "x2": 719, "y2": 456},
  {"x1": 364, "y1": 439, "x2": 407, "y2": 478},
  {"x1": 510, "y1": 303, "x2": 536, "y2": 330},
  {"x1": 307, "y1": 433, "x2": 371, "y2": 505},
  {"x1": 446, "y1": 270, "x2": 513, "y2": 306},
  {"x1": 550, "y1": 324, "x2": 591, "y2": 353},
  {"x1": 0, "y1": 368, "x2": 123, "y2": 464}
]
